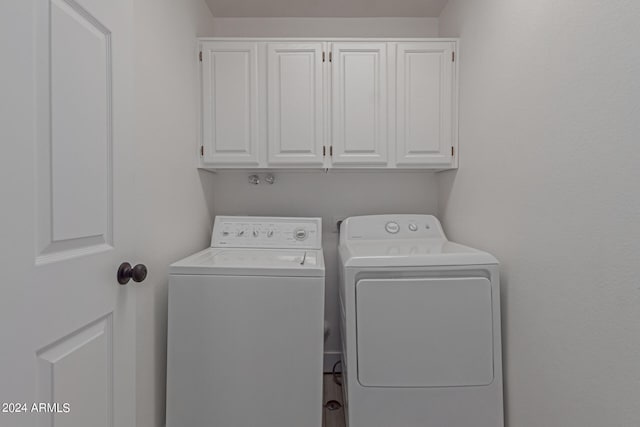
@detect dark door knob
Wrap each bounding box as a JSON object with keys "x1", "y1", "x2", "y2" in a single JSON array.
[{"x1": 117, "y1": 262, "x2": 148, "y2": 285}]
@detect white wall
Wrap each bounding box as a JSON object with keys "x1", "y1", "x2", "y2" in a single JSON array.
[
  {"x1": 437, "y1": 1, "x2": 640, "y2": 426},
  {"x1": 208, "y1": 171, "x2": 439, "y2": 362},
  {"x1": 133, "y1": 1, "x2": 215, "y2": 426},
  {"x1": 210, "y1": 17, "x2": 439, "y2": 37}
]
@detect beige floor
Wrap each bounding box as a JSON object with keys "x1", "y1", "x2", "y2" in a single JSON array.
[{"x1": 323, "y1": 373, "x2": 346, "y2": 427}]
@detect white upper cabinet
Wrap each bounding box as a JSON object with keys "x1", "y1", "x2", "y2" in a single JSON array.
[
  {"x1": 267, "y1": 43, "x2": 326, "y2": 166},
  {"x1": 396, "y1": 42, "x2": 456, "y2": 167},
  {"x1": 198, "y1": 38, "x2": 458, "y2": 170},
  {"x1": 331, "y1": 42, "x2": 388, "y2": 166},
  {"x1": 201, "y1": 41, "x2": 260, "y2": 166}
]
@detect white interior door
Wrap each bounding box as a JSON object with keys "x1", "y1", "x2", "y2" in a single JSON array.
[
  {"x1": 1, "y1": 1, "x2": 137, "y2": 426},
  {"x1": 267, "y1": 43, "x2": 325, "y2": 166},
  {"x1": 331, "y1": 42, "x2": 388, "y2": 166},
  {"x1": 396, "y1": 42, "x2": 456, "y2": 166}
]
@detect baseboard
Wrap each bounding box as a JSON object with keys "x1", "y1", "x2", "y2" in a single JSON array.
[{"x1": 324, "y1": 351, "x2": 342, "y2": 373}]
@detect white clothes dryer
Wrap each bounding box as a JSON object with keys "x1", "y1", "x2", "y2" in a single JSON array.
[
  {"x1": 338, "y1": 215, "x2": 503, "y2": 427},
  {"x1": 167, "y1": 216, "x2": 325, "y2": 427}
]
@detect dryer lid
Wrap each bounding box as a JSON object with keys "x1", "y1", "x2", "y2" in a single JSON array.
[
  {"x1": 340, "y1": 239, "x2": 498, "y2": 267},
  {"x1": 339, "y1": 215, "x2": 498, "y2": 267}
]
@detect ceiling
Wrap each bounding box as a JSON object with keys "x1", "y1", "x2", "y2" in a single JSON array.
[{"x1": 204, "y1": 0, "x2": 449, "y2": 18}]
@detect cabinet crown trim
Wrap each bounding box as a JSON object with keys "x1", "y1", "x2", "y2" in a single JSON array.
[{"x1": 198, "y1": 37, "x2": 459, "y2": 42}]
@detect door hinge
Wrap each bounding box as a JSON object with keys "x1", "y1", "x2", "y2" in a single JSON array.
[
  {"x1": 322, "y1": 52, "x2": 325, "y2": 62},
  {"x1": 329, "y1": 52, "x2": 332, "y2": 62},
  {"x1": 323, "y1": 146, "x2": 326, "y2": 156},
  {"x1": 199, "y1": 51, "x2": 202, "y2": 62},
  {"x1": 451, "y1": 146, "x2": 455, "y2": 156},
  {"x1": 200, "y1": 145, "x2": 204, "y2": 156},
  {"x1": 452, "y1": 51, "x2": 455, "y2": 62},
  {"x1": 330, "y1": 146, "x2": 333, "y2": 156}
]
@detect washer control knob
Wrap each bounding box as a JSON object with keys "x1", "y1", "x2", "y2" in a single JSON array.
[
  {"x1": 408, "y1": 223, "x2": 418, "y2": 232},
  {"x1": 237, "y1": 230, "x2": 245, "y2": 237},
  {"x1": 253, "y1": 230, "x2": 259, "y2": 237},
  {"x1": 294, "y1": 228, "x2": 308, "y2": 241},
  {"x1": 385, "y1": 222, "x2": 400, "y2": 234},
  {"x1": 267, "y1": 230, "x2": 274, "y2": 238}
]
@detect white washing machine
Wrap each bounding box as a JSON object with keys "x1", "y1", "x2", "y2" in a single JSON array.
[
  {"x1": 167, "y1": 216, "x2": 325, "y2": 427},
  {"x1": 338, "y1": 215, "x2": 503, "y2": 427}
]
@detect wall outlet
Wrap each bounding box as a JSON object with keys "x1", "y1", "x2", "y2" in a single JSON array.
[{"x1": 333, "y1": 215, "x2": 347, "y2": 233}]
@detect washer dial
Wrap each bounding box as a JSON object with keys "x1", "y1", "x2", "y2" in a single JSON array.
[{"x1": 294, "y1": 228, "x2": 308, "y2": 241}]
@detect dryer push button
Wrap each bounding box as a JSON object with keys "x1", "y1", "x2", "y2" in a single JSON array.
[{"x1": 385, "y1": 222, "x2": 400, "y2": 234}]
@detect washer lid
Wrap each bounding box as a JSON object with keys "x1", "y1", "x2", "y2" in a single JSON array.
[
  {"x1": 340, "y1": 239, "x2": 498, "y2": 267},
  {"x1": 170, "y1": 248, "x2": 325, "y2": 277}
]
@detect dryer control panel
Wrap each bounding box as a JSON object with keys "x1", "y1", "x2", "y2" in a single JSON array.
[
  {"x1": 340, "y1": 215, "x2": 446, "y2": 241},
  {"x1": 212, "y1": 216, "x2": 322, "y2": 249}
]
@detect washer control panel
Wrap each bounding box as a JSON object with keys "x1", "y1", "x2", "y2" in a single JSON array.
[{"x1": 212, "y1": 216, "x2": 322, "y2": 249}]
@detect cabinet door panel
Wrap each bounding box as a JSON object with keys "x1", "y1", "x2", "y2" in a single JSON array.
[
  {"x1": 396, "y1": 42, "x2": 455, "y2": 166},
  {"x1": 331, "y1": 43, "x2": 387, "y2": 165},
  {"x1": 267, "y1": 43, "x2": 324, "y2": 166},
  {"x1": 201, "y1": 42, "x2": 259, "y2": 166}
]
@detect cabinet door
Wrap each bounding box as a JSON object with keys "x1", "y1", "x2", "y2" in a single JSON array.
[
  {"x1": 267, "y1": 43, "x2": 325, "y2": 166},
  {"x1": 201, "y1": 42, "x2": 260, "y2": 166},
  {"x1": 396, "y1": 42, "x2": 456, "y2": 166},
  {"x1": 331, "y1": 43, "x2": 388, "y2": 166}
]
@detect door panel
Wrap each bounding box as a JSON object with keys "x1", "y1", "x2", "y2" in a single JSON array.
[
  {"x1": 267, "y1": 43, "x2": 325, "y2": 166},
  {"x1": 37, "y1": 0, "x2": 113, "y2": 263},
  {"x1": 0, "y1": 1, "x2": 136, "y2": 426},
  {"x1": 356, "y1": 277, "x2": 494, "y2": 387},
  {"x1": 201, "y1": 42, "x2": 260, "y2": 166},
  {"x1": 396, "y1": 42, "x2": 455, "y2": 166},
  {"x1": 331, "y1": 43, "x2": 388, "y2": 165},
  {"x1": 37, "y1": 315, "x2": 112, "y2": 427}
]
